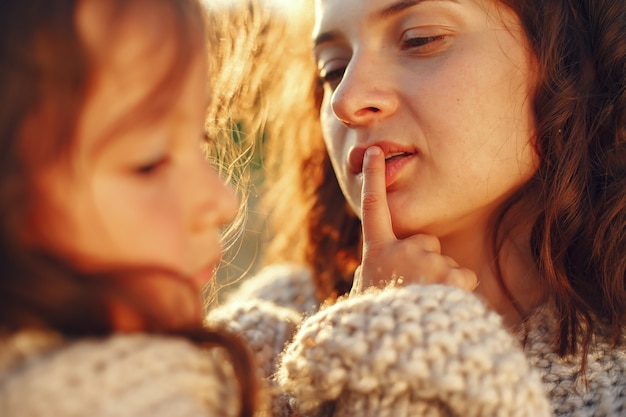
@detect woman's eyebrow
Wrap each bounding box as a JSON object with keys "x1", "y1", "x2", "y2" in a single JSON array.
[
  {"x1": 378, "y1": 0, "x2": 424, "y2": 19},
  {"x1": 313, "y1": 0, "x2": 457, "y2": 48},
  {"x1": 378, "y1": 0, "x2": 457, "y2": 19}
]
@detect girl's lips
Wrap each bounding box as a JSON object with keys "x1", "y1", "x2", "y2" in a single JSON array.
[{"x1": 191, "y1": 259, "x2": 219, "y2": 290}]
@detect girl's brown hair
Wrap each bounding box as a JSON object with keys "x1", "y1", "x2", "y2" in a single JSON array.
[
  {"x1": 260, "y1": 0, "x2": 625, "y2": 359},
  {"x1": 0, "y1": 0, "x2": 259, "y2": 415}
]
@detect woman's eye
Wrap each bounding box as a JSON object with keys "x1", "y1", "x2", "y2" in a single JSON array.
[
  {"x1": 134, "y1": 156, "x2": 170, "y2": 176},
  {"x1": 203, "y1": 131, "x2": 216, "y2": 145},
  {"x1": 400, "y1": 34, "x2": 446, "y2": 52},
  {"x1": 319, "y1": 67, "x2": 346, "y2": 90}
]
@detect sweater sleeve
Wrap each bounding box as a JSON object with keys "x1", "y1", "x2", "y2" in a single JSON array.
[
  {"x1": 277, "y1": 284, "x2": 552, "y2": 417},
  {"x1": 207, "y1": 299, "x2": 303, "y2": 417},
  {"x1": 207, "y1": 299, "x2": 303, "y2": 380},
  {"x1": 207, "y1": 264, "x2": 319, "y2": 417}
]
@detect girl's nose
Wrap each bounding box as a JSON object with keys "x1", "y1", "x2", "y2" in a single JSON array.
[
  {"x1": 211, "y1": 175, "x2": 239, "y2": 227},
  {"x1": 190, "y1": 158, "x2": 239, "y2": 233}
]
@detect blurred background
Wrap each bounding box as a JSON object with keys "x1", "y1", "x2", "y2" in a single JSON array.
[{"x1": 208, "y1": 0, "x2": 316, "y2": 301}]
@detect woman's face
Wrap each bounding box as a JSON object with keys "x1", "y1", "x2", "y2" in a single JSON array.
[
  {"x1": 314, "y1": 0, "x2": 539, "y2": 242},
  {"x1": 25, "y1": 1, "x2": 238, "y2": 327}
]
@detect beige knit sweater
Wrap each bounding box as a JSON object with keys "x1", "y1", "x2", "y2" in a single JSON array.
[
  {"x1": 0, "y1": 331, "x2": 242, "y2": 417},
  {"x1": 215, "y1": 263, "x2": 626, "y2": 417},
  {"x1": 208, "y1": 265, "x2": 310, "y2": 417}
]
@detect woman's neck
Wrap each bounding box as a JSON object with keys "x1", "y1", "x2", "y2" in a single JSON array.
[{"x1": 439, "y1": 214, "x2": 545, "y2": 331}]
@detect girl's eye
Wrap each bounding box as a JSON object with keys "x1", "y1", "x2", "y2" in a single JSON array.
[
  {"x1": 134, "y1": 156, "x2": 170, "y2": 176},
  {"x1": 400, "y1": 34, "x2": 446, "y2": 52},
  {"x1": 319, "y1": 66, "x2": 346, "y2": 90}
]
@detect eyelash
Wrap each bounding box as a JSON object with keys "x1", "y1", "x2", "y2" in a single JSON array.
[
  {"x1": 135, "y1": 156, "x2": 170, "y2": 176},
  {"x1": 319, "y1": 67, "x2": 346, "y2": 88},
  {"x1": 401, "y1": 35, "x2": 446, "y2": 51},
  {"x1": 318, "y1": 35, "x2": 446, "y2": 89}
]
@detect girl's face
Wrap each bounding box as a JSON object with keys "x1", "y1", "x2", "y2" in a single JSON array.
[
  {"x1": 25, "y1": 1, "x2": 238, "y2": 327},
  {"x1": 314, "y1": 0, "x2": 539, "y2": 242}
]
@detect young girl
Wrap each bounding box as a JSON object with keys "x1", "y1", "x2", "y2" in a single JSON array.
[
  {"x1": 219, "y1": 0, "x2": 626, "y2": 415},
  {"x1": 0, "y1": 0, "x2": 262, "y2": 415}
]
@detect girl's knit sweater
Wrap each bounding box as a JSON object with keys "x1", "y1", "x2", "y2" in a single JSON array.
[
  {"x1": 209, "y1": 263, "x2": 626, "y2": 417},
  {"x1": 0, "y1": 331, "x2": 242, "y2": 417}
]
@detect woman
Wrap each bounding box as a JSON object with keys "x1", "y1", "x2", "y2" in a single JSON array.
[{"x1": 223, "y1": 0, "x2": 626, "y2": 415}]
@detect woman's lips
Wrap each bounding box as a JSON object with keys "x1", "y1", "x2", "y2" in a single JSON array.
[
  {"x1": 347, "y1": 143, "x2": 417, "y2": 187},
  {"x1": 383, "y1": 152, "x2": 415, "y2": 187}
]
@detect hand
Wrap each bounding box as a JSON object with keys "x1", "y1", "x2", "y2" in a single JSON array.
[{"x1": 351, "y1": 146, "x2": 479, "y2": 295}]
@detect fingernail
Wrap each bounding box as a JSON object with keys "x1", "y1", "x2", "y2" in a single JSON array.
[{"x1": 366, "y1": 146, "x2": 382, "y2": 158}]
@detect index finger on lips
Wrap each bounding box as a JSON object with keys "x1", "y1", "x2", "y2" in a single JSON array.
[{"x1": 361, "y1": 146, "x2": 396, "y2": 245}]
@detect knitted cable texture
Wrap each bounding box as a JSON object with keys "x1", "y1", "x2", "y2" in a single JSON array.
[
  {"x1": 229, "y1": 263, "x2": 320, "y2": 316},
  {"x1": 277, "y1": 284, "x2": 552, "y2": 417},
  {"x1": 208, "y1": 299, "x2": 303, "y2": 417},
  {"x1": 0, "y1": 331, "x2": 241, "y2": 417},
  {"x1": 520, "y1": 307, "x2": 626, "y2": 416}
]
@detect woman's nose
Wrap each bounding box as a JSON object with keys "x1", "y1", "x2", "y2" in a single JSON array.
[{"x1": 330, "y1": 54, "x2": 399, "y2": 128}]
